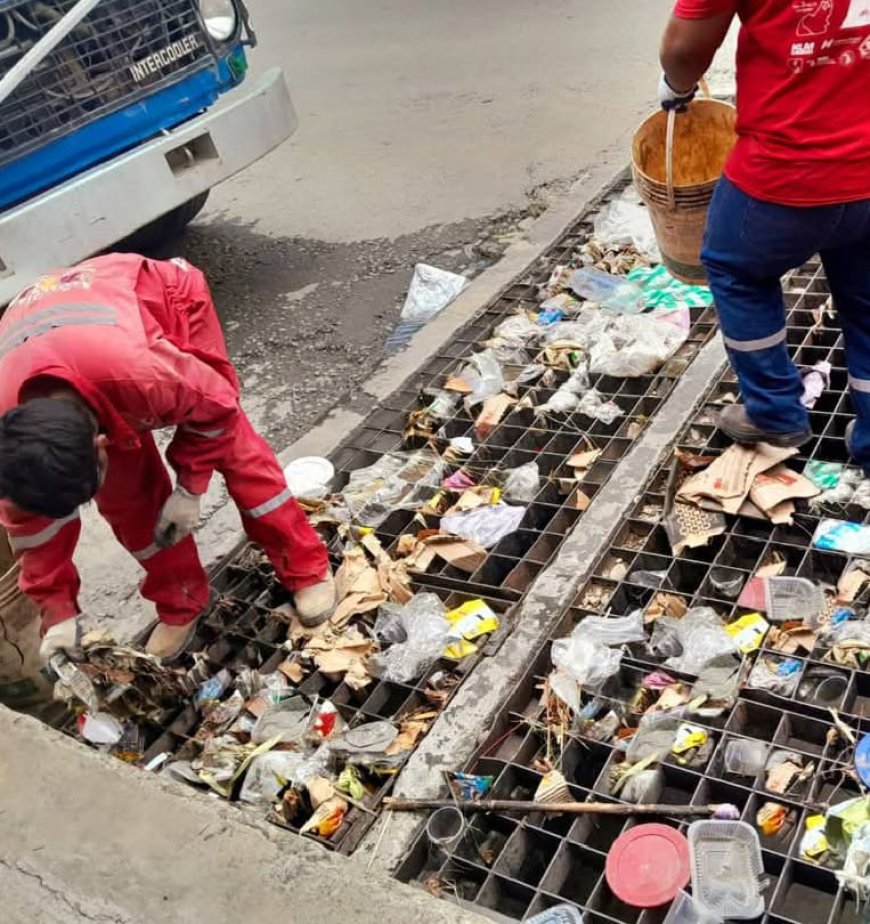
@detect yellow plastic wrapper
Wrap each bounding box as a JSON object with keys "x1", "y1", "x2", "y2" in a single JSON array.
[
  {"x1": 671, "y1": 723, "x2": 707, "y2": 756},
  {"x1": 800, "y1": 814, "x2": 828, "y2": 860},
  {"x1": 443, "y1": 599, "x2": 500, "y2": 660},
  {"x1": 726, "y1": 612, "x2": 769, "y2": 654}
]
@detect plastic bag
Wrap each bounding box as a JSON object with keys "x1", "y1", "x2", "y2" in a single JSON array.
[
  {"x1": 370, "y1": 593, "x2": 451, "y2": 683},
  {"x1": 503, "y1": 461, "x2": 540, "y2": 503},
  {"x1": 622, "y1": 767, "x2": 664, "y2": 804},
  {"x1": 657, "y1": 608, "x2": 738, "y2": 676},
  {"x1": 252, "y1": 696, "x2": 310, "y2": 745},
  {"x1": 569, "y1": 268, "x2": 646, "y2": 314},
  {"x1": 724, "y1": 738, "x2": 768, "y2": 777},
  {"x1": 441, "y1": 502, "x2": 526, "y2": 548},
  {"x1": 400, "y1": 264, "x2": 468, "y2": 323},
  {"x1": 581, "y1": 610, "x2": 647, "y2": 646},
  {"x1": 589, "y1": 308, "x2": 690, "y2": 378},
  {"x1": 592, "y1": 186, "x2": 661, "y2": 261},
  {"x1": 626, "y1": 714, "x2": 680, "y2": 763},
  {"x1": 341, "y1": 449, "x2": 445, "y2": 527},
  {"x1": 459, "y1": 350, "x2": 505, "y2": 407},
  {"x1": 492, "y1": 313, "x2": 539, "y2": 346},
  {"x1": 560, "y1": 363, "x2": 591, "y2": 396},
  {"x1": 239, "y1": 751, "x2": 308, "y2": 806},
  {"x1": 548, "y1": 624, "x2": 624, "y2": 711},
  {"x1": 540, "y1": 391, "x2": 579, "y2": 415},
  {"x1": 576, "y1": 388, "x2": 623, "y2": 424}
]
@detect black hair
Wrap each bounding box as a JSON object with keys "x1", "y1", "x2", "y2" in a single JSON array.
[{"x1": 0, "y1": 398, "x2": 100, "y2": 518}]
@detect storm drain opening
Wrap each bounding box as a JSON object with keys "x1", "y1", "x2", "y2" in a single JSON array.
[
  {"x1": 40, "y1": 178, "x2": 724, "y2": 859},
  {"x1": 397, "y1": 261, "x2": 870, "y2": 923}
]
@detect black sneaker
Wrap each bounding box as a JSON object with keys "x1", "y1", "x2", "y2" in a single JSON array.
[{"x1": 717, "y1": 405, "x2": 812, "y2": 448}]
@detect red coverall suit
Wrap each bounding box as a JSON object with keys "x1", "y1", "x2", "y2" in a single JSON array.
[{"x1": 0, "y1": 254, "x2": 328, "y2": 634}]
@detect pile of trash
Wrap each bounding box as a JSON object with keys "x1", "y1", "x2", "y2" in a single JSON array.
[{"x1": 55, "y1": 564, "x2": 500, "y2": 843}]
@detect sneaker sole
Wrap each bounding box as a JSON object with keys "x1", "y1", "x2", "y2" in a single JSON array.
[{"x1": 718, "y1": 422, "x2": 813, "y2": 449}]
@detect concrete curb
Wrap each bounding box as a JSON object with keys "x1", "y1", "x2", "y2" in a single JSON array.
[{"x1": 357, "y1": 335, "x2": 728, "y2": 871}]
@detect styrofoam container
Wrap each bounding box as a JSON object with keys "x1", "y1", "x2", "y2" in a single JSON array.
[{"x1": 687, "y1": 820, "x2": 765, "y2": 920}]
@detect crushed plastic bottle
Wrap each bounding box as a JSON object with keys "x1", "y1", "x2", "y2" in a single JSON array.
[{"x1": 569, "y1": 267, "x2": 646, "y2": 314}]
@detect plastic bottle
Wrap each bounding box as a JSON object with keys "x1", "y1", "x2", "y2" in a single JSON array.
[{"x1": 569, "y1": 267, "x2": 646, "y2": 314}]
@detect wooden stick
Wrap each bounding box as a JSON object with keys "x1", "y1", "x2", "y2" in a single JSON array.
[{"x1": 383, "y1": 797, "x2": 722, "y2": 817}]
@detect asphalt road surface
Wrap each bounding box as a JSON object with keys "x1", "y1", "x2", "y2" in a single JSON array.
[{"x1": 77, "y1": 0, "x2": 738, "y2": 631}]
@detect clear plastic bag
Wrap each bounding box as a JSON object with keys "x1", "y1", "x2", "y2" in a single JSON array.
[
  {"x1": 370, "y1": 593, "x2": 450, "y2": 683},
  {"x1": 492, "y1": 313, "x2": 540, "y2": 346},
  {"x1": 659, "y1": 608, "x2": 738, "y2": 677},
  {"x1": 592, "y1": 187, "x2": 661, "y2": 262},
  {"x1": 459, "y1": 350, "x2": 505, "y2": 407},
  {"x1": 341, "y1": 449, "x2": 445, "y2": 527},
  {"x1": 441, "y1": 502, "x2": 526, "y2": 548},
  {"x1": 503, "y1": 461, "x2": 540, "y2": 503},
  {"x1": 549, "y1": 625, "x2": 624, "y2": 711},
  {"x1": 724, "y1": 739, "x2": 768, "y2": 777},
  {"x1": 400, "y1": 263, "x2": 468, "y2": 323},
  {"x1": 569, "y1": 268, "x2": 646, "y2": 314},
  {"x1": 540, "y1": 391, "x2": 580, "y2": 415},
  {"x1": 239, "y1": 751, "x2": 308, "y2": 806},
  {"x1": 581, "y1": 610, "x2": 647, "y2": 645}
]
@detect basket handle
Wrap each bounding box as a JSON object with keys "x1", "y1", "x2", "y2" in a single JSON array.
[{"x1": 665, "y1": 77, "x2": 712, "y2": 211}]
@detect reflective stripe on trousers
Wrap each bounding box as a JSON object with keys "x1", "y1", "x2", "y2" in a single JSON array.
[{"x1": 8, "y1": 511, "x2": 80, "y2": 552}]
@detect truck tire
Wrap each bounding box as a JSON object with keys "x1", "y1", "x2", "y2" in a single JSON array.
[{"x1": 116, "y1": 191, "x2": 211, "y2": 253}]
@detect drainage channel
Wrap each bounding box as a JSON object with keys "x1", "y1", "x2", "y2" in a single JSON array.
[
  {"x1": 395, "y1": 258, "x2": 869, "y2": 924},
  {"x1": 44, "y1": 178, "x2": 718, "y2": 859}
]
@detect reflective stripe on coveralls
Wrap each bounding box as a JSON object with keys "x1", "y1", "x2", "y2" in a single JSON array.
[
  {"x1": 8, "y1": 512, "x2": 80, "y2": 552},
  {"x1": 721, "y1": 330, "x2": 787, "y2": 352},
  {"x1": 0, "y1": 304, "x2": 116, "y2": 357},
  {"x1": 245, "y1": 486, "x2": 294, "y2": 519},
  {"x1": 849, "y1": 376, "x2": 870, "y2": 394}
]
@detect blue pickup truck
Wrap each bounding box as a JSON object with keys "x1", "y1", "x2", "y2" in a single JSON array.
[{"x1": 0, "y1": 0, "x2": 296, "y2": 305}]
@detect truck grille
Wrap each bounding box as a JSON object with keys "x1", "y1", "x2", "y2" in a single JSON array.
[{"x1": 0, "y1": 0, "x2": 212, "y2": 169}]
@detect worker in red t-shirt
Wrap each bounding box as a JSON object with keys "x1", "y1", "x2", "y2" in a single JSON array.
[{"x1": 659, "y1": 1, "x2": 870, "y2": 461}]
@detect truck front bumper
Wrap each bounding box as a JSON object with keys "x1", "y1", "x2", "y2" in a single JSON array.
[{"x1": 0, "y1": 67, "x2": 297, "y2": 306}]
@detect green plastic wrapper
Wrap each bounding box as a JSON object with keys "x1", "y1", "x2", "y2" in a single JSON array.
[
  {"x1": 804, "y1": 460, "x2": 845, "y2": 490},
  {"x1": 626, "y1": 265, "x2": 714, "y2": 310}
]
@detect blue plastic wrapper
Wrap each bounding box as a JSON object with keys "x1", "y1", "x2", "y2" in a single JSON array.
[{"x1": 451, "y1": 772, "x2": 494, "y2": 801}]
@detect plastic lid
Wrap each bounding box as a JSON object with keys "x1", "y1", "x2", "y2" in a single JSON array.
[
  {"x1": 606, "y1": 824, "x2": 691, "y2": 908},
  {"x1": 283, "y1": 456, "x2": 335, "y2": 498},
  {"x1": 856, "y1": 735, "x2": 870, "y2": 787}
]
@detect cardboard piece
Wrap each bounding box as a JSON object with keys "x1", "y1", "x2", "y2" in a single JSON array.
[
  {"x1": 568, "y1": 448, "x2": 601, "y2": 471},
  {"x1": 678, "y1": 444, "x2": 797, "y2": 515},
  {"x1": 574, "y1": 490, "x2": 592, "y2": 511},
  {"x1": 749, "y1": 464, "x2": 820, "y2": 512},
  {"x1": 475, "y1": 393, "x2": 516, "y2": 439}
]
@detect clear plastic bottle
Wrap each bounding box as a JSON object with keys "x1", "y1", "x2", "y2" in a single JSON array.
[{"x1": 569, "y1": 267, "x2": 647, "y2": 314}]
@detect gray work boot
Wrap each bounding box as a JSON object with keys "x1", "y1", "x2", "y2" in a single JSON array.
[
  {"x1": 717, "y1": 405, "x2": 812, "y2": 448},
  {"x1": 294, "y1": 572, "x2": 337, "y2": 628}
]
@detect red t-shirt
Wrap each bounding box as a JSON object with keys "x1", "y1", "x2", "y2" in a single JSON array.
[{"x1": 673, "y1": 0, "x2": 870, "y2": 205}]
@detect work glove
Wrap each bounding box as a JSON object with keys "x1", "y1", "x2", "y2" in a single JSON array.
[
  {"x1": 154, "y1": 485, "x2": 202, "y2": 548},
  {"x1": 658, "y1": 72, "x2": 698, "y2": 112},
  {"x1": 38, "y1": 617, "x2": 82, "y2": 667}
]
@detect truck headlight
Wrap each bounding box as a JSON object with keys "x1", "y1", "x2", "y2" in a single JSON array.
[{"x1": 199, "y1": 0, "x2": 237, "y2": 42}]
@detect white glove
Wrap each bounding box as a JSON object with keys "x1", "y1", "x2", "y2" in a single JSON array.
[
  {"x1": 658, "y1": 72, "x2": 698, "y2": 111},
  {"x1": 38, "y1": 617, "x2": 81, "y2": 666},
  {"x1": 154, "y1": 485, "x2": 202, "y2": 548}
]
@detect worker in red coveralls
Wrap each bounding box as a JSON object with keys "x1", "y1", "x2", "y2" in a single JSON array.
[
  {"x1": 659, "y1": 1, "x2": 870, "y2": 453},
  {"x1": 0, "y1": 254, "x2": 336, "y2": 663}
]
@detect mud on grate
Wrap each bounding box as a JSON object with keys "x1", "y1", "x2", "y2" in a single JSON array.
[{"x1": 397, "y1": 261, "x2": 870, "y2": 922}]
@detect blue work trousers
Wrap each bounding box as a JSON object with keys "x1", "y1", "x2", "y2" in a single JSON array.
[{"x1": 701, "y1": 177, "x2": 870, "y2": 465}]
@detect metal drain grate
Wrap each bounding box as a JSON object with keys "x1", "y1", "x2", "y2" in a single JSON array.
[
  {"x1": 46, "y1": 178, "x2": 721, "y2": 858},
  {"x1": 396, "y1": 261, "x2": 870, "y2": 922}
]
